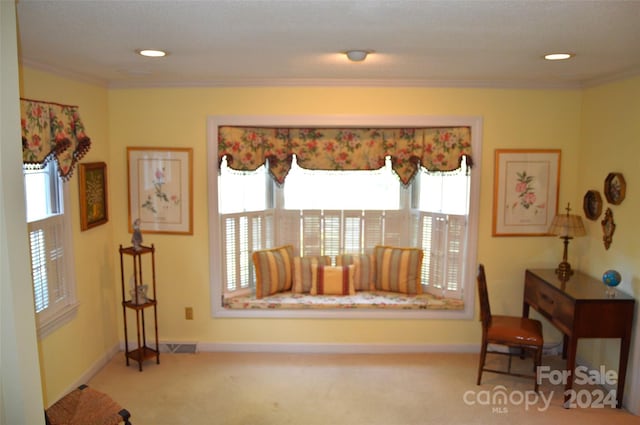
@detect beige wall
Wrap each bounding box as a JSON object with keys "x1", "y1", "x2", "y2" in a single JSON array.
[
  {"x1": 106, "y1": 85, "x2": 581, "y2": 348},
  {"x1": 578, "y1": 75, "x2": 640, "y2": 411},
  {"x1": 20, "y1": 64, "x2": 640, "y2": 411},
  {"x1": 19, "y1": 67, "x2": 116, "y2": 406}
]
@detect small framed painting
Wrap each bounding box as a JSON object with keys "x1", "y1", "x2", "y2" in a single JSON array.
[
  {"x1": 127, "y1": 147, "x2": 193, "y2": 235},
  {"x1": 492, "y1": 149, "x2": 561, "y2": 236},
  {"x1": 78, "y1": 162, "x2": 109, "y2": 231}
]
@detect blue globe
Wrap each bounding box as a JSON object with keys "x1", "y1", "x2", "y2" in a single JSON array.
[{"x1": 602, "y1": 270, "x2": 622, "y2": 287}]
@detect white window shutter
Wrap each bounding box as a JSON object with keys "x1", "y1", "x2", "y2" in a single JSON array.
[
  {"x1": 363, "y1": 211, "x2": 384, "y2": 252},
  {"x1": 301, "y1": 210, "x2": 322, "y2": 256},
  {"x1": 383, "y1": 210, "x2": 408, "y2": 246},
  {"x1": 444, "y1": 215, "x2": 466, "y2": 297},
  {"x1": 277, "y1": 209, "x2": 301, "y2": 252},
  {"x1": 323, "y1": 210, "x2": 342, "y2": 258},
  {"x1": 343, "y1": 211, "x2": 363, "y2": 254}
]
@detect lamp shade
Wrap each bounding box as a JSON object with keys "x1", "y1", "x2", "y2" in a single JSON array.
[{"x1": 549, "y1": 214, "x2": 586, "y2": 238}]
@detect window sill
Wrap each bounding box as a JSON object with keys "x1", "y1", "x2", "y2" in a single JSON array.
[
  {"x1": 216, "y1": 291, "x2": 469, "y2": 319},
  {"x1": 37, "y1": 302, "x2": 79, "y2": 339}
]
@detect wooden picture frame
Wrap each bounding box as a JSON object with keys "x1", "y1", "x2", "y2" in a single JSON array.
[
  {"x1": 492, "y1": 149, "x2": 561, "y2": 236},
  {"x1": 604, "y1": 172, "x2": 626, "y2": 205},
  {"x1": 78, "y1": 162, "x2": 109, "y2": 231},
  {"x1": 583, "y1": 190, "x2": 603, "y2": 221},
  {"x1": 127, "y1": 147, "x2": 193, "y2": 235}
]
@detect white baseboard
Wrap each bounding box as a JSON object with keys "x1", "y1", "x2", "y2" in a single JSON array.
[{"x1": 196, "y1": 342, "x2": 479, "y2": 354}]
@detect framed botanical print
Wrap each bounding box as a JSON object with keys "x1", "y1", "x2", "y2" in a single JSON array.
[
  {"x1": 127, "y1": 147, "x2": 193, "y2": 235},
  {"x1": 78, "y1": 162, "x2": 109, "y2": 231},
  {"x1": 492, "y1": 149, "x2": 561, "y2": 236}
]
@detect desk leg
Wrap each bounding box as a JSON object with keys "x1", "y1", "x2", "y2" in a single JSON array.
[
  {"x1": 563, "y1": 336, "x2": 578, "y2": 409},
  {"x1": 562, "y1": 334, "x2": 568, "y2": 359},
  {"x1": 617, "y1": 333, "x2": 631, "y2": 408}
]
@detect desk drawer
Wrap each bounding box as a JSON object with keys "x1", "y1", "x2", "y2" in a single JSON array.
[{"x1": 525, "y1": 277, "x2": 575, "y2": 333}]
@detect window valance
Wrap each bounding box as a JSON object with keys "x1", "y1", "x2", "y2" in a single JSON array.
[
  {"x1": 218, "y1": 126, "x2": 471, "y2": 185},
  {"x1": 20, "y1": 98, "x2": 91, "y2": 180}
]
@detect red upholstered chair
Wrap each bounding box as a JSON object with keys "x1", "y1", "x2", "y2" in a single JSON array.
[{"x1": 476, "y1": 264, "x2": 544, "y2": 392}]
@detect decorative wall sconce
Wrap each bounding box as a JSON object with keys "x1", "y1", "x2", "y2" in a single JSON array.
[{"x1": 601, "y1": 208, "x2": 616, "y2": 250}]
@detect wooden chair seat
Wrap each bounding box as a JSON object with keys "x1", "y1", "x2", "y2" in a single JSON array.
[{"x1": 45, "y1": 385, "x2": 131, "y2": 425}]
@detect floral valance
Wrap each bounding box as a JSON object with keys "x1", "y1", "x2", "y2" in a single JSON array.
[
  {"x1": 218, "y1": 126, "x2": 472, "y2": 185},
  {"x1": 20, "y1": 98, "x2": 91, "y2": 180}
]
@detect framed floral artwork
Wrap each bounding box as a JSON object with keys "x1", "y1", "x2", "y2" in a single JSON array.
[
  {"x1": 78, "y1": 162, "x2": 108, "y2": 231},
  {"x1": 492, "y1": 149, "x2": 561, "y2": 236},
  {"x1": 127, "y1": 147, "x2": 193, "y2": 235}
]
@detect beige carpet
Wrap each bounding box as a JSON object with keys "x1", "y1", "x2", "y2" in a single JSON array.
[{"x1": 88, "y1": 351, "x2": 638, "y2": 425}]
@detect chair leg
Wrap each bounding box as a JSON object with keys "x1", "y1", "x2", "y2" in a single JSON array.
[{"x1": 477, "y1": 342, "x2": 487, "y2": 385}]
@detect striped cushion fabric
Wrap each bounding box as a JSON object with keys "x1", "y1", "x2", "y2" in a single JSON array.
[
  {"x1": 336, "y1": 254, "x2": 375, "y2": 291},
  {"x1": 310, "y1": 264, "x2": 356, "y2": 296},
  {"x1": 252, "y1": 245, "x2": 294, "y2": 299},
  {"x1": 292, "y1": 256, "x2": 332, "y2": 293},
  {"x1": 373, "y1": 245, "x2": 423, "y2": 295}
]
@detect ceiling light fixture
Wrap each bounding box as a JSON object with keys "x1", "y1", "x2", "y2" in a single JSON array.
[
  {"x1": 137, "y1": 49, "x2": 167, "y2": 58},
  {"x1": 544, "y1": 53, "x2": 573, "y2": 61},
  {"x1": 345, "y1": 50, "x2": 369, "y2": 62}
]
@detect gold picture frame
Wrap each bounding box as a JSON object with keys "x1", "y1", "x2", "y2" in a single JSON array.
[
  {"x1": 78, "y1": 162, "x2": 109, "y2": 231},
  {"x1": 127, "y1": 147, "x2": 193, "y2": 235},
  {"x1": 492, "y1": 149, "x2": 561, "y2": 236}
]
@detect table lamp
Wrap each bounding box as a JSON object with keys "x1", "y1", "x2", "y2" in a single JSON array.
[{"x1": 549, "y1": 203, "x2": 586, "y2": 282}]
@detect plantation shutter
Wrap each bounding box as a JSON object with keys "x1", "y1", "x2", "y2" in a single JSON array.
[
  {"x1": 343, "y1": 211, "x2": 363, "y2": 254},
  {"x1": 363, "y1": 211, "x2": 384, "y2": 252},
  {"x1": 277, "y1": 209, "x2": 300, "y2": 252},
  {"x1": 419, "y1": 212, "x2": 465, "y2": 298},
  {"x1": 323, "y1": 210, "x2": 342, "y2": 258},
  {"x1": 222, "y1": 211, "x2": 274, "y2": 293},
  {"x1": 301, "y1": 210, "x2": 322, "y2": 256},
  {"x1": 444, "y1": 215, "x2": 466, "y2": 297},
  {"x1": 383, "y1": 210, "x2": 407, "y2": 246},
  {"x1": 28, "y1": 215, "x2": 66, "y2": 317}
]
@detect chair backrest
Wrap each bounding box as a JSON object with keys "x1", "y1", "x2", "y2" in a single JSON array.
[{"x1": 477, "y1": 264, "x2": 492, "y2": 329}]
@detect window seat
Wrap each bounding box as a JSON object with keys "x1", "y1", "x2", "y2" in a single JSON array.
[{"x1": 223, "y1": 291, "x2": 464, "y2": 311}]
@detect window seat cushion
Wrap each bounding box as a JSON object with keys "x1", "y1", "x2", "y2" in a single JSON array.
[{"x1": 223, "y1": 290, "x2": 464, "y2": 311}]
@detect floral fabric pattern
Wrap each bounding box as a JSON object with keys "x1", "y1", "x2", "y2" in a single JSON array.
[
  {"x1": 218, "y1": 126, "x2": 471, "y2": 185},
  {"x1": 21, "y1": 99, "x2": 91, "y2": 180},
  {"x1": 223, "y1": 290, "x2": 464, "y2": 311}
]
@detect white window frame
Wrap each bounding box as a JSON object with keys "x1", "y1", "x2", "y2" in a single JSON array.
[
  {"x1": 24, "y1": 164, "x2": 78, "y2": 338},
  {"x1": 208, "y1": 115, "x2": 482, "y2": 319}
]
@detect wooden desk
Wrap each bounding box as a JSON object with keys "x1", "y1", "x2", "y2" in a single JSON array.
[{"x1": 523, "y1": 269, "x2": 634, "y2": 408}]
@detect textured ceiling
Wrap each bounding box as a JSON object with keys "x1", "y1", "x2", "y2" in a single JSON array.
[{"x1": 15, "y1": 0, "x2": 640, "y2": 88}]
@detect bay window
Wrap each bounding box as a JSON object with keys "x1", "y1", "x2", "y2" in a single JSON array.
[{"x1": 208, "y1": 116, "x2": 482, "y2": 318}]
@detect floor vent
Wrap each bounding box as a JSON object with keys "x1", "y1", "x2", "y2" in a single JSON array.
[{"x1": 160, "y1": 343, "x2": 198, "y2": 354}]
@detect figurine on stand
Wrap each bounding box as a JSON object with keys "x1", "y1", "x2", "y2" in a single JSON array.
[{"x1": 132, "y1": 218, "x2": 143, "y2": 251}]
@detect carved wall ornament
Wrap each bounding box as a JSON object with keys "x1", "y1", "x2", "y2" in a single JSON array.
[{"x1": 601, "y1": 208, "x2": 615, "y2": 250}]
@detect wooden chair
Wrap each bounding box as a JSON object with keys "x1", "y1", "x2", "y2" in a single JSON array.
[
  {"x1": 45, "y1": 385, "x2": 131, "y2": 425},
  {"x1": 476, "y1": 264, "x2": 544, "y2": 392}
]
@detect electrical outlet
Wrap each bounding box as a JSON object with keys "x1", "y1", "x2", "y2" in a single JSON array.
[{"x1": 185, "y1": 307, "x2": 193, "y2": 320}]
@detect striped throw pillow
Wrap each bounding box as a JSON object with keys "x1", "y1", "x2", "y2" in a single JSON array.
[
  {"x1": 310, "y1": 264, "x2": 356, "y2": 296},
  {"x1": 373, "y1": 245, "x2": 423, "y2": 295},
  {"x1": 252, "y1": 245, "x2": 294, "y2": 299},
  {"x1": 293, "y1": 256, "x2": 332, "y2": 293},
  {"x1": 336, "y1": 254, "x2": 375, "y2": 291}
]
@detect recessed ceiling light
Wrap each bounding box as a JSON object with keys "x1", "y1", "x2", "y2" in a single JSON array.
[
  {"x1": 544, "y1": 53, "x2": 573, "y2": 61},
  {"x1": 137, "y1": 49, "x2": 167, "y2": 58}
]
